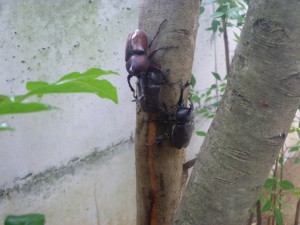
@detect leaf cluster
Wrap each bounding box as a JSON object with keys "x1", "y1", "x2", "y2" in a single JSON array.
[
  {"x1": 259, "y1": 177, "x2": 298, "y2": 225},
  {"x1": 201, "y1": 0, "x2": 248, "y2": 38},
  {"x1": 0, "y1": 68, "x2": 118, "y2": 131},
  {"x1": 190, "y1": 72, "x2": 226, "y2": 137},
  {"x1": 5, "y1": 214, "x2": 45, "y2": 225}
]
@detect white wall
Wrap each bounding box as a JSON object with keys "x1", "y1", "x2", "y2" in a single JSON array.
[
  {"x1": 0, "y1": 1, "x2": 236, "y2": 224},
  {"x1": 1, "y1": 0, "x2": 139, "y2": 185}
]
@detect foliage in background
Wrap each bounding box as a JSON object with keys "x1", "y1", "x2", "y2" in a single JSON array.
[
  {"x1": 5, "y1": 214, "x2": 45, "y2": 225},
  {"x1": 256, "y1": 130, "x2": 300, "y2": 225},
  {"x1": 0, "y1": 68, "x2": 118, "y2": 131},
  {"x1": 2, "y1": 67, "x2": 118, "y2": 223},
  {"x1": 190, "y1": 72, "x2": 226, "y2": 137},
  {"x1": 203, "y1": 0, "x2": 247, "y2": 32}
]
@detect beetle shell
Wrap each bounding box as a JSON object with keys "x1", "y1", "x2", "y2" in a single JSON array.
[
  {"x1": 171, "y1": 87, "x2": 195, "y2": 149},
  {"x1": 174, "y1": 107, "x2": 194, "y2": 123},
  {"x1": 126, "y1": 55, "x2": 150, "y2": 76},
  {"x1": 137, "y1": 67, "x2": 166, "y2": 113},
  {"x1": 171, "y1": 122, "x2": 194, "y2": 148},
  {"x1": 125, "y1": 30, "x2": 148, "y2": 61}
]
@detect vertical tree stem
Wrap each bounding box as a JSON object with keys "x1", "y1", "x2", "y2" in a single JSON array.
[
  {"x1": 257, "y1": 200, "x2": 262, "y2": 225},
  {"x1": 221, "y1": 17, "x2": 230, "y2": 75},
  {"x1": 136, "y1": 1, "x2": 200, "y2": 225},
  {"x1": 294, "y1": 199, "x2": 300, "y2": 225}
]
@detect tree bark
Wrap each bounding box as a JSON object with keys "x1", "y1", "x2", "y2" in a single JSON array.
[
  {"x1": 174, "y1": 0, "x2": 300, "y2": 224},
  {"x1": 135, "y1": 1, "x2": 200, "y2": 225}
]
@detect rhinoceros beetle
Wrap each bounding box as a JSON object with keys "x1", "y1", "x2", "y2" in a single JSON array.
[
  {"x1": 151, "y1": 83, "x2": 194, "y2": 149},
  {"x1": 136, "y1": 67, "x2": 169, "y2": 113},
  {"x1": 125, "y1": 19, "x2": 175, "y2": 98},
  {"x1": 171, "y1": 83, "x2": 195, "y2": 149}
]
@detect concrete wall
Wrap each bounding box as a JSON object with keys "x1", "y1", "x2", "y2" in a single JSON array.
[{"x1": 0, "y1": 1, "x2": 235, "y2": 224}]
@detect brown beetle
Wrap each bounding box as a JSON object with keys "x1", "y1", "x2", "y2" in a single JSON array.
[{"x1": 125, "y1": 20, "x2": 174, "y2": 98}]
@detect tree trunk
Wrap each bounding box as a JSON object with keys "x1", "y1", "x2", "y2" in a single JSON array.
[
  {"x1": 135, "y1": 1, "x2": 200, "y2": 225},
  {"x1": 174, "y1": 1, "x2": 300, "y2": 224}
]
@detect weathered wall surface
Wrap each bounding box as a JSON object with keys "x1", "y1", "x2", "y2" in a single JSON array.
[{"x1": 0, "y1": 1, "x2": 235, "y2": 224}]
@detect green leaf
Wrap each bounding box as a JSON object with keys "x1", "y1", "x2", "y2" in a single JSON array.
[
  {"x1": 57, "y1": 68, "x2": 118, "y2": 83},
  {"x1": 233, "y1": 31, "x2": 240, "y2": 42},
  {"x1": 197, "y1": 108, "x2": 208, "y2": 114},
  {"x1": 191, "y1": 94, "x2": 201, "y2": 103},
  {"x1": 289, "y1": 146, "x2": 300, "y2": 153},
  {"x1": 0, "y1": 95, "x2": 14, "y2": 104},
  {"x1": 229, "y1": 11, "x2": 242, "y2": 20},
  {"x1": 220, "y1": 85, "x2": 226, "y2": 92},
  {"x1": 205, "y1": 96, "x2": 212, "y2": 102},
  {"x1": 210, "y1": 84, "x2": 217, "y2": 89},
  {"x1": 274, "y1": 207, "x2": 283, "y2": 225},
  {"x1": 216, "y1": 4, "x2": 228, "y2": 14},
  {"x1": 289, "y1": 127, "x2": 300, "y2": 133},
  {"x1": 21, "y1": 68, "x2": 118, "y2": 104},
  {"x1": 26, "y1": 81, "x2": 49, "y2": 91},
  {"x1": 258, "y1": 194, "x2": 265, "y2": 203},
  {"x1": 206, "y1": 114, "x2": 215, "y2": 119},
  {"x1": 212, "y1": 72, "x2": 221, "y2": 81},
  {"x1": 5, "y1": 214, "x2": 45, "y2": 225},
  {"x1": 276, "y1": 198, "x2": 287, "y2": 207},
  {"x1": 264, "y1": 178, "x2": 276, "y2": 189},
  {"x1": 279, "y1": 180, "x2": 295, "y2": 190},
  {"x1": 25, "y1": 79, "x2": 118, "y2": 104},
  {"x1": 227, "y1": 7, "x2": 243, "y2": 13},
  {"x1": 206, "y1": 88, "x2": 212, "y2": 97},
  {"x1": 211, "y1": 20, "x2": 221, "y2": 32},
  {"x1": 0, "y1": 102, "x2": 57, "y2": 115},
  {"x1": 200, "y1": 6, "x2": 205, "y2": 15},
  {"x1": 0, "y1": 123, "x2": 14, "y2": 131},
  {"x1": 278, "y1": 156, "x2": 284, "y2": 165},
  {"x1": 213, "y1": 100, "x2": 221, "y2": 107},
  {"x1": 262, "y1": 200, "x2": 272, "y2": 212},
  {"x1": 294, "y1": 157, "x2": 300, "y2": 164},
  {"x1": 196, "y1": 131, "x2": 207, "y2": 136},
  {"x1": 191, "y1": 74, "x2": 196, "y2": 88}
]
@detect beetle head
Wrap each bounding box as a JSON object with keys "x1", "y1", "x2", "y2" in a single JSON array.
[{"x1": 125, "y1": 30, "x2": 149, "y2": 61}]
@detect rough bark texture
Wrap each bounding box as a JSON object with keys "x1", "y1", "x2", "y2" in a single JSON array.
[
  {"x1": 174, "y1": 1, "x2": 300, "y2": 225},
  {"x1": 135, "y1": 1, "x2": 200, "y2": 225}
]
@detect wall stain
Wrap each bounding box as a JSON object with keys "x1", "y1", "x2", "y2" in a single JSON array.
[{"x1": 0, "y1": 138, "x2": 134, "y2": 200}]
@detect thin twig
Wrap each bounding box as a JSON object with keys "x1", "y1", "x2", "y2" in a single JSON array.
[
  {"x1": 221, "y1": 17, "x2": 230, "y2": 75},
  {"x1": 279, "y1": 148, "x2": 284, "y2": 212},
  {"x1": 257, "y1": 200, "x2": 262, "y2": 225},
  {"x1": 294, "y1": 199, "x2": 300, "y2": 225},
  {"x1": 271, "y1": 157, "x2": 279, "y2": 225}
]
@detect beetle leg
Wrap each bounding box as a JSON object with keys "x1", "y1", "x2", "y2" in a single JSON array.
[
  {"x1": 145, "y1": 135, "x2": 169, "y2": 146},
  {"x1": 177, "y1": 82, "x2": 190, "y2": 108},
  {"x1": 148, "y1": 46, "x2": 178, "y2": 60},
  {"x1": 187, "y1": 96, "x2": 194, "y2": 110},
  {"x1": 127, "y1": 74, "x2": 137, "y2": 98},
  {"x1": 183, "y1": 158, "x2": 197, "y2": 171},
  {"x1": 148, "y1": 19, "x2": 167, "y2": 49},
  {"x1": 136, "y1": 75, "x2": 146, "y2": 102}
]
